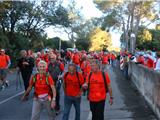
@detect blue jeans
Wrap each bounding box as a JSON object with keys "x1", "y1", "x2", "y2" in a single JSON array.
[{"x1": 62, "y1": 95, "x2": 81, "y2": 120}]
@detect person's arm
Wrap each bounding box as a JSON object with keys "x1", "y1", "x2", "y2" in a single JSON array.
[
  {"x1": 29, "y1": 57, "x2": 35, "y2": 68},
  {"x1": 105, "y1": 73, "x2": 113, "y2": 105},
  {"x1": 50, "y1": 84, "x2": 56, "y2": 109},
  {"x1": 6, "y1": 55, "x2": 11, "y2": 68},
  {"x1": 48, "y1": 76, "x2": 56, "y2": 109}
]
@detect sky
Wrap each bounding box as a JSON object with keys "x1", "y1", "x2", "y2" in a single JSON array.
[{"x1": 45, "y1": 0, "x2": 121, "y2": 47}]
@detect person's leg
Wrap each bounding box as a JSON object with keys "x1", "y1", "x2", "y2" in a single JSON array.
[
  {"x1": 55, "y1": 81, "x2": 61, "y2": 112},
  {"x1": 1, "y1": 69, "x2": 8, "y2": 90},
  {"x1": 96, "y1": 100, "x2": 105, "y2": 120},
  {"x1": 21, "y1": 72, "x2": 32, "y2": 91},
  {"x1": 31, "y1": 99, "x2": 42, "y2": 120},
  {"x1": 90, "y1": 101, "x2": 98, "y2": 120},
  {"x1": 62, "y1": 96, "x2": 73, "y2": 120},
  {"x1": 44, "y1": 100, "x2": 56, "y2": 120},
  {"x1": 73, "y1": 97, "x2": 81, "y2": 120}
]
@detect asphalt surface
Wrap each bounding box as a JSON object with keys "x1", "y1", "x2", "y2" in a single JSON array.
[{"x1": 0, "y1": 67, "x2": 158, "y2": 120}]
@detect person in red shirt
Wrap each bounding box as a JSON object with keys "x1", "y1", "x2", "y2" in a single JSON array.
[
  {"x1": 0, "y1": 49, "x2": 11, "y2": 90},
  {"x1": 136, "y1": 54, "x2": 145, "y2": 65},
  {"x1": 82, "y1": 60, "x2": 113, "y2": 120},
  {"x1": 21, "y1": 60, "x2": 56, "y2": 120},
  {"x1": 62, "y1": 63, "x2": 84, "y2": 120},
  {"x1": 101, "y1": 52, "x2": 109, "y2": 71},
  {"x1": 146, "y1": 52, "x2": 155, "y2": 69}
]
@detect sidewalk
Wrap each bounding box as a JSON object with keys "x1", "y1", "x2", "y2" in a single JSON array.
[{"x1": 103, "y1": 67, "x2": 157, "y2": 120}]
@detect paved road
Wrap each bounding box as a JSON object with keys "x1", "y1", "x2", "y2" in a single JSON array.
[{"x1": 0, "y1": 67, "x2": 158, "y2": 120}]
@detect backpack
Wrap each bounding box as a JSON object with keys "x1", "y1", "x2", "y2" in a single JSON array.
[
  {"x1": 63, "y1": 71, "x2": 81, "y2": 90},
  {"x1": 88, "y1": 71, "x2": 108, "y2": 95},
  {"x1": 33, "y1": 73, "x2": 53, "y2": 98}
]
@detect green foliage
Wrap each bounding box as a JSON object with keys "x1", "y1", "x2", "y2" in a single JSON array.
[
  {"x1": 136, "y1": 28, "x2": 160, "y2": 51},
  {"x1": 0, "y1": 1, "x2": 72, "y2": 67}
]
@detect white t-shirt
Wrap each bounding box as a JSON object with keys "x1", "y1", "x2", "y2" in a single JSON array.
[{"x1": 155, "y1": 58, "x2": 160, "y2": 71}]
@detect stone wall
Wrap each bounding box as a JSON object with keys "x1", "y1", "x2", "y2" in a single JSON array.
[{"x1": 128, "y1": 62, "x2": 160, "y2": 119}]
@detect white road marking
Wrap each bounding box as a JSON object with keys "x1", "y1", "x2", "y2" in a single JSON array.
[
  {"x1": 87, "y1": 111, "x2": 92, "y2": 120},
  {"x1": 0, "y1": 91, "x2": 24, "y2": 105}
]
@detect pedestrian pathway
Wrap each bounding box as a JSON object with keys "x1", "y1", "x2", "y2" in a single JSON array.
[{"x1": 102, "y1": 68, "x2": 157, "y2": 120}]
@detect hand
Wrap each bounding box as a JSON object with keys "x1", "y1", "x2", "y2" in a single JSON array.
[
  {"x1": 51, "y1": 100, "x2": 56, "y2": 109},
  {"x1": 109, "y1": 97, "x2": 113, "y2": 105},
  {"x1": 58, "y1": 75, "x2": 62, "y2": 80},
  {"x1": 82, "y1": 83, "x2": 88, "y2": 90},
  {"x1": 21, "y1": 95, "x2": 26, "y2": 101}
]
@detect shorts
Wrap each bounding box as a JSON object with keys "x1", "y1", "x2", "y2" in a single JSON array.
[{"x1": 0, "y1": 69, "x2": 8, "y2": 77}]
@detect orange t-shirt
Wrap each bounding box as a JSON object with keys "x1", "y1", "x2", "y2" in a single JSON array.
[
  {"x1": 86, "y1": 71, "x2": 110, "y2": 102},
  {"x1": 30, "y1": 74, "x2": 54, "y2": 96},
  {"x1": 0, "y1": 54, "x2": 10, "y2": 68},
  {"x1": 63, "y1": 72, "x2": 84, "y2": 97}
]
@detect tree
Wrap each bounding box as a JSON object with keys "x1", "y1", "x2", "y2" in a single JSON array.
[
  {"x1": 89, "y1": 27, "x2": 112, "y2": 51},
  {"x1": 94, "y1": 0, "x2": 159, "y2": 52}
]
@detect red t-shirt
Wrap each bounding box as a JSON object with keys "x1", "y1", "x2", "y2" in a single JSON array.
[
  {"x1": 80, "y1": 60, "x2": 91, "y2": 79},
  {"x1": 86, "y1": 71, "x2": 111, "y2": 102},
  {"x1": 30, "y1": 74, "x2": 54, "y2": 96},
  {"x1": 63, "y1": 72, "x2": 84, "y2": 97},
  {"x1": 73, "y1": 53, "x2": 80, "y2": 65},
  {"x1": 102, "y1": 55, "x2": 109, "y2": 64},
  {"x1": 147, "y1": 58, "x2": 154, "y2": 68},
  {"x1": 0, "y1": 54, "x2": 10, "y2": 68}
]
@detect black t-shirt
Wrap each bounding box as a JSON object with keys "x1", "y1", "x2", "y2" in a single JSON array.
[{"x1": 17, "y1": 57, "x2": 34, "y2": 73}]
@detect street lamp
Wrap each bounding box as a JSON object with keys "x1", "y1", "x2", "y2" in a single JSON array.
[
  {"x1": 59, "y1": 38, "x2": 61, "y2": 52},
  {"x1": 130, "y1": 33, "x2": 135, "y2": 53}
]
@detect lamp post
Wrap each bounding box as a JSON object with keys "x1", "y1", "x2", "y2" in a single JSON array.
[
  {"x1": 59, "y1": 38, "x2": 61, "y2": 52},
  {"x1": 130, "y1": 33, "x2": 135, "y2": 53}
]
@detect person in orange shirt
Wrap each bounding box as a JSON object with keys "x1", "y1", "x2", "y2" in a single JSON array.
[
  {"x1": 72, "y1": 51, "x2": 81, "y2": 71},
  {"x1": 21, "y1": 60, "x2": 56, "y2": 120},
  {"x1": 82, "y1": 60, "x2": 113, "y2": 120},
  {"x1": 80, "y1": 55, "x2": 91, "y2": 80},
  {"x1": 0, "y1": 49, "x2": 11, "y2": 90},
  {"x1": 101, "y1": 52, "x2": 109, "y2": 71},
  {"x1": 62, "y1": 63, "x2": 84, "y2": 120}
]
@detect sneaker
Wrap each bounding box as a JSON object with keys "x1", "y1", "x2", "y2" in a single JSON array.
[
  {"x1": 55, "y1": 106, "x2": 60, "y2": 115},
  {"x1": 5, "y1": 81, "x2": 9, "y2": 87},
  {"x1": 1, "y1": 85, "x2": 5, "y2": 90},
  {"x1": 55, "y1": 109, "x2": 60, "y2": 115}
]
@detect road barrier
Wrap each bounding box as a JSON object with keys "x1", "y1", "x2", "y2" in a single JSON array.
[{"x1": 128, "y1": 62, "x2": 160, "y2": 119}]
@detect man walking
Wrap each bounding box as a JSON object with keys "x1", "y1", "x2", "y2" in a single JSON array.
[
  {"x1": 17, "y1": 50, "x2": 34, "y2": 92},
  {"x1": 0, "y1": 49, "x2": 11, "y2": 90},
  {"x1": 48, "y1": 53, "x2": 64, "y2": 114},
  {"x1": 83, "y1": 59, "x2": 113, "y2": 120},
  {"x1": 62, "y1": 63, "x2": 84, "y2": 120}
]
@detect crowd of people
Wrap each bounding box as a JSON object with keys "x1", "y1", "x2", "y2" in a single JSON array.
[
  {"x1": 120, "y1": 49, "x2": 160, "y2": 78},
  {"x1": 0, "y1": 47, "x2": 160, "y2": 120}
]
